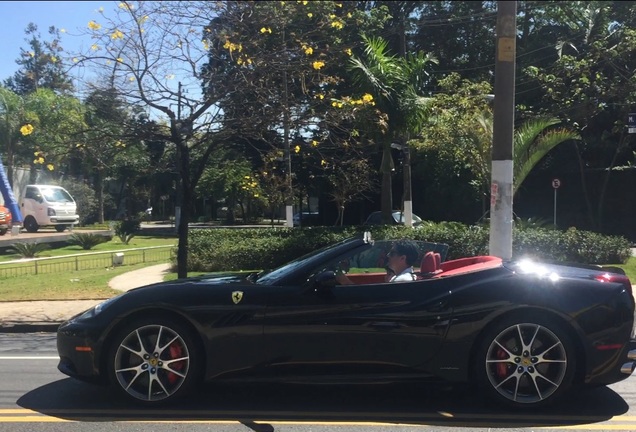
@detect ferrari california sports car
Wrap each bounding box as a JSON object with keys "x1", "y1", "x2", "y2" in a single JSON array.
[{"x1": 57, "y1": 233, "x2": 636, "y2": 409}]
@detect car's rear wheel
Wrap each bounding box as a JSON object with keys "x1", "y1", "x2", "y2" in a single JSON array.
[
  {"x1": 55, "y1": 224, "x2": 68, "y2": 232},
  {"x1": 474, "y1": 314, "x2": 576, "y2": 409},
  {"x1": 107, "y1": 317, "x2": 201, "y2": 405}
]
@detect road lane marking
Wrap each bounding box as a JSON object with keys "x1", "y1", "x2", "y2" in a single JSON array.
[
  {"x1": 1, "y1": 409, "x2": 636, "y2": 428},
  {"x1": 0, "y1": 356, "x2": 59, "y2": 360}
]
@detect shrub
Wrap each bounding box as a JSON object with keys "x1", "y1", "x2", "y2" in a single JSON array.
[
  {"x1": 67, "y1": 233, "x2": 110, "y2": 250},
  {"x1": 9, "y1": 242, "x2": 51, "y2": 258},
  {"x1": 114, "y1": 219, "x2": 141, "y2": 245},
  {"x1": 183, "y1": 224, "x2": 632, "y2": 272}
]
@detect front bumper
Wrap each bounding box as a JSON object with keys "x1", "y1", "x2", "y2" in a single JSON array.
[{"x1": 56, "y1": 319, "x2": 108, "y2": 385}]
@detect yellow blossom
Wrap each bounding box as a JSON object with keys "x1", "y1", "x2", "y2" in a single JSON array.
[
  {"x1": 129, "y1": 76, "x2": 135, "y2": 81},
  {"x1": 111, "y1": 29, "x2": 124, "y2": 40},
  {"x1": 50, "y1": 56, "x2": 57, "y2": 63},
  {"x1": 60, "y1": 28, "x2": 66, "y2": 33},
  {"x1": 73, "y1": 57, "x2": 79, "y2": 63},
  {"x1": 28, "y1": 51, "x2": 35, "y2": 57},
  {"x1": 294, "y1": 145, "x2": 301, "y2": 153},
  {"x1": 307, "y1": 12, "x2": 313, "y2": 18},
  {"x1": 321, "y1": 159, "x2": 327, "y2": 166},
  {"x1": 345, "y1": 48, "x2": 352, "y2": 56},
  {"x1": 312, "y1": 61, "x2": 325, "y2": 70},
  {"x1": 20, "y1": 124, "x2": 34, "y2": 136},
  {"x1": 302, "y1": 1, "x2": 308, "y2": 4},
  {"x1": 116, "y1": 58, "x2": 124, "y2": 63},
  {"x1": 311, "y1": 140, "x2": 318, "y2": 147},
  {"x1": 47, "y1": 164, "x2": 54, "y2": 171},
  {"x1": 347, "y1": 12, "x2": 352, "y2": 18},
  {"x1": 362, "y1": 93, "x2": 374, "y2": 102},
  {"x1": 260, "y1": 27, "x2": 272, "y2": 34},
  {"x1": 336, "y1": 3, "x2": 342, "y2": 7},
  {"x1": 88, "y1": 21, "x2": 101, "y2": 30},
  {"x1": 331, "y1": 20, "x2": 344, "y2": 30},
  {"x1": 304, "y1": 46, "x2": 313, "y2": 55},
  {"x1": 329, "y1": 14, "x2": 336, "y2": 19},
  {"x1": 119, "y1": 2, "x2": 132, "y2": 10},
  {"x1": 34, "y1": 157, "x2": 45, "y2": 164},
  {"x1": 253, "y1": 193, "x2": 259, "y2": 198},
  {"x1": 91, "y1": 44, "x2": 99, "y2": 51}
]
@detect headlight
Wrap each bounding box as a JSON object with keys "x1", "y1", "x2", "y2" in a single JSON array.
[{"x1": 77, "y1": 296, "x2": 119, "y2": 320}]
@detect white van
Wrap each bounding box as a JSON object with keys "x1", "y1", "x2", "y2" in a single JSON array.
[{"x1": 19, "y1": 184, "x2": 79, "y2": 233}]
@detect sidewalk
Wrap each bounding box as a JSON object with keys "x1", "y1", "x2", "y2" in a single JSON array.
[{"x1": 0, "y1": 263, "x2": 172, "y2": 333}]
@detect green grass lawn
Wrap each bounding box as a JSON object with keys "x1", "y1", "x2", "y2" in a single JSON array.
[
  {"x1": 0, "y1": 235, "x2": 176, "y2": 262},
  {"x1": 0, "y1": 235, "x2": 177, "y2": 301}
]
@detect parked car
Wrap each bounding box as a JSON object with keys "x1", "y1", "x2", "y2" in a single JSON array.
[
  {"x1": 0, "y1": 204, "x2": 12, "y2": 236},
  {"x1": 293, "y1": 211, "x2": 320, "y2": 227},
  {"x1": 19, "y1": 184, "x2": 79, "y2": 233},
  {"x1": 364, "y1": 210, "x2": 424, "y2": 226},
  {"x1": 56, "y1": 233, "x2": 636, "y2": 408}
]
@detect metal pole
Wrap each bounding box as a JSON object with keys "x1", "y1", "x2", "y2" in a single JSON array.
[
  {"x1": 554, "y1": 188, "x2": 557, "y2": 227},
  {"x1": 489, "y1": 1, "x2": 517, "y2": 260}
]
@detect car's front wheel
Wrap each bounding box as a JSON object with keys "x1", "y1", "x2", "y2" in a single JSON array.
[
  {"x1": 107, "y1": 317, "x2": 201, "y2": 405},
  {"x1": 474, "y1": 314, "x2": 576, "y2": 409}
]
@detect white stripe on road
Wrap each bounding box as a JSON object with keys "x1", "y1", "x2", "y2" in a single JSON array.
[{"x1": 0, "y1": 356, "x2": 59, "y2": 360}]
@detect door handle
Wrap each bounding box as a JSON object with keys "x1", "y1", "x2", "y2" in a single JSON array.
[{"x1": 369, "y1": 321, "x2": 401, "y2": 330}]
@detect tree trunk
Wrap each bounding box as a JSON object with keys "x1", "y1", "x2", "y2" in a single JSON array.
[
  {"x1": 176, "y1": 142, "x2": 190, "y2": 279},
  {"x1": 380, "y1": 142, "x2": 394, "y2": 223},
  {"x1": 96, "y1": 169, "x2": 105, "y2": 224}
]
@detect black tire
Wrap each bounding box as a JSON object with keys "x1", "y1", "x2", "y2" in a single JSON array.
[
  {"x1": 55, "y1": 224, "x2": 68, "y2": 232},
  {"x1": 24, "y1": 216, "x2": 39, "y2": 233},
  {"x1": 107, "y1": 317, "x2": 201, "y2": 405},
  {"x1": 0, "y1": 229, "x2": 6, "y2": 236},
  {"x1": 473, "y1": 313, "x2": 577, "y2": 409}
]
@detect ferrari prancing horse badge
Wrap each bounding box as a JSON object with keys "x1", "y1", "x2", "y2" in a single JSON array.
[{"x1": 232, "y1": 291, "x2": 243, "y2": 304}]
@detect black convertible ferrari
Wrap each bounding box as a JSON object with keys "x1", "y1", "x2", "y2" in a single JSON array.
[{"x1": 57, "y1": 233, "x2": 636, "y2": 409}]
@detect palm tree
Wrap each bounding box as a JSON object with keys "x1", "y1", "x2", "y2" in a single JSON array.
[
  {"x1": 467, "y1": 112, "x2": 580, "y2": 214},
  {"x1": 349, "y1": 36, "x2": 437, "y2": 223}
]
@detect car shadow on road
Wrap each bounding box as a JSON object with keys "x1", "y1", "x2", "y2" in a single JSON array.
[{"x1": 17, "y1": 379, "x2": 629, "y2": 428}]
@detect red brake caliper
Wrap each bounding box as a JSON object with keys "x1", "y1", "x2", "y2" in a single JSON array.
[
  {"x1": 496, "y1": 347, "x2": 508, "y2": 378},
  {"x1": 167, "y1": 342, "x2": 185, "y2": 384}
]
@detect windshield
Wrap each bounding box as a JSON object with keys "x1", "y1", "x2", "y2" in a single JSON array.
[
  {"x1": 255, "y1": 238, "x2": 361, "y2": 285},
  {"x1": 393, "y1": 212, "x2": 422, "y2": 223},
  {"x1": 41, "y1": 188, "x2": 74, "y2": 203}
]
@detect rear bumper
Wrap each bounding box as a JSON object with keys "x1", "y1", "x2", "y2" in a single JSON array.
[{"x1": 622, "y1": 346, "x2": 636, "y2": 375}]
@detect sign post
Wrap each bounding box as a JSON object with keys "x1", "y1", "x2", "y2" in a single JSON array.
[{"x1": 552, "y1": 178, "x2": 561, "y2": 227}]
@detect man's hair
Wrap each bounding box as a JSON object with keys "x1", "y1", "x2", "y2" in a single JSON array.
[{"x1": 393, "y1": 240, "x2": 419, "y2": 266}]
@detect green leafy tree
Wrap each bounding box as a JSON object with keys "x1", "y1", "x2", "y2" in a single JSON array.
[
  {"x1": 349, "y1": 35, "x2": 437, "y2": 223},
  {"x1": 4, "y1": 23, "x2": 73, "y2": 95}
]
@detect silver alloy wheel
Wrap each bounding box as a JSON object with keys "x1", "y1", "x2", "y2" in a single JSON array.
[
  {"x1": 485, "y1": 322, "x2": 567, "y2": 404},
  {"x1": 113, "y1": 324, "x2": 190, "y2": 402}
]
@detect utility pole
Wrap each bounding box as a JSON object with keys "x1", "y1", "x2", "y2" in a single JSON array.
[{"x1": 489, "y1": 1, "x2": 517, "y2": 260}]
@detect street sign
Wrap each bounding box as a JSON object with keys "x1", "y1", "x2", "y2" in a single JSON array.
[
  {"x1": 552, "y1": 178, "x2": 561, "y2": 189},
  {"x1": 629, "y1": 113, "x2": 636, "y2": 134}
]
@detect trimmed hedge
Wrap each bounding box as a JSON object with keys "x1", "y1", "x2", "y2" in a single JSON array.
[{"x1": 184, "y1": 223, "x2": 632, "y2": 272}]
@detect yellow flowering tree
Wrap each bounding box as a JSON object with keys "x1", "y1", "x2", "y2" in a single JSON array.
[{"x1": 204, "y1": 1, "x2": 387, "y2": 222}]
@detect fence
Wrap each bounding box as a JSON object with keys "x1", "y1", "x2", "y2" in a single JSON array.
[{"x1": 0, "y1": 245, "x2": 174, "y2": 278}]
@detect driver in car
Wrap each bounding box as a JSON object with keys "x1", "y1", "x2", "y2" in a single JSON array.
[{"x1": 335, "y1": 239, "x2": 420, "y2": 284}]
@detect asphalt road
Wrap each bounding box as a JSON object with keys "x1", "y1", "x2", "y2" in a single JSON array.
[{"x1": 0, "y1": 333, "x2": 635, "y2": 431}]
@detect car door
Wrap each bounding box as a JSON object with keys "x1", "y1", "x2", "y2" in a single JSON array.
[{"x1": 261, "y1": 277, "x2": 454, "y2": 378}]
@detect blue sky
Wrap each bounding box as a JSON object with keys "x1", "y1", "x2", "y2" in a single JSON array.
[{"x1": 0, "y1": 1, "x2": 109, "y2": 81}]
